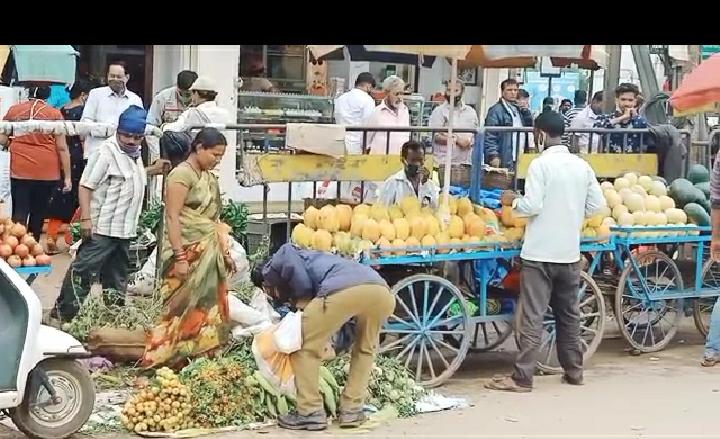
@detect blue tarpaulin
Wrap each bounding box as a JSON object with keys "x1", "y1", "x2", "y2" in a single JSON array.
[{"x1": 11, "y1": 45, "x2": 77, "y2": 86}]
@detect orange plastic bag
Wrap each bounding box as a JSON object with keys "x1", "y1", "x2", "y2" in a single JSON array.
[{"x1": 252, "y1": 325, "x2": 296, "y2": 396}]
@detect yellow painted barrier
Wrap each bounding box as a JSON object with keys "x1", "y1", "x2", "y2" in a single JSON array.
[
  {"x1": 252, "y1": 153, "x2": 435, "y2": 183},
  {"x1": 516, "y1": 153, "x2": 658, "y2": 179}
]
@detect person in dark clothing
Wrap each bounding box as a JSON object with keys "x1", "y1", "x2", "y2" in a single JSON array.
[
  {"x1": 484, "y1": 79, "x2": 533, "y2": 169},
  {"x1": 45, "y1": 79, "x2": 93, "y2": 253},
  {"x1": 252, "y1": 243, "x2": 395, "y2": 431},
  {"x1": 593, "y1": 82, "x2": 648, "y2": 153}
]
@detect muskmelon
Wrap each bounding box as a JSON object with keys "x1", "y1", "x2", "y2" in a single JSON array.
[
  {"x1": 304, "y1": 206, "x2": 320, "y2": 230},
  {"x1": 600, "y1": 181, "x2": 614, "y2": 190},
  {"x1": 353, "y1": 204, "x2": 371, "y2": 217},
  {"x1": 659, "y1": 195, "x2": 675, "y2": 210},
  {"x1": 586, "y1": 214, "x2": 604, "y2": 228},
  {"x1": 448, "y1": 215, "x2": 464, "y2": 239},
  {"x1": 625, "y1": 193, "x2": 646, "y2": 213},
  {"x1": 379, "y1": 219, "x2": 396, "y2": 241},
  {"x1": 614, "y1": 177, "x2": 631, "y2": 191},
  {"x1": 335, "y1": 204, "x2": 353, "y2": 231},
  {"x1": 350, "y1": 214, "x2": 368, "y2": 237},
  {"x1": 605, "y1": 191, "x2": 622, "y2": 208},
  {"x1": 638, "y1": 175, "x2": 653, "y2": 191},
  {"x1": 665, "y1": 208, "x2": 687, "y2": 224},
  {"x1": 456, "y1": 197, "x2": 473, "y2": 217},
  {"x1": 630, "y1": 185, "x2": 648, "y2": 197},
  {"x1": 612, "y1": 204, "x2": 630, "y2": 220},
  {"x1": 645, "y1": 195, "x2": 661, "y2": 213},
  {"x1": 618, "y1": 212, "x2": 635, "y2": 226},
  {"x1": 312, "y1": 229, "x2": 333, "y2": 252},
  {"x1": 410, "y1": 216, "x2": 427, "y2": 240},
  {"x1": 623, "y1": 172, "x2": 639, "y2": 186},
  {"x1": 318, "y1": 205, "x2": 340, "y2": 232},
  {"x1": 648, "y1": 180, "x2": 667, "y2": 197},
  {"x1": 361, "y1": 218, "x2": 381, "y2": 243},
  {"x1": 632, "y1": 211, "x2": 648, "y2": 226},
  {"x1": 394, "y1": 218, "x2": 410, "y2": 240}
]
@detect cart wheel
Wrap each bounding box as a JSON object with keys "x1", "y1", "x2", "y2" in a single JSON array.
[
  {"x1": 514, "y1": 271, "x2": 605, "y2": 374},
  {"x1": 380, "y1": 274, "x2": 470, "y2": 388},
  {"x1": 693, "y1": 259, "x2": 720, "y2": 337},
  {"x1": 615, "y1": 250, "x2": 684, "y2": 353}
]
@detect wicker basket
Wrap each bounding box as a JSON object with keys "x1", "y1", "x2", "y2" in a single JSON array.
[{"x1": 484, "y1": 169, "x2": 514, "y2": 190}]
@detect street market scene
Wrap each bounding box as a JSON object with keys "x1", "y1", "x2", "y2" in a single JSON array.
[{"x1": 1, "y1": 44, "x2": 720, "y2": 438}]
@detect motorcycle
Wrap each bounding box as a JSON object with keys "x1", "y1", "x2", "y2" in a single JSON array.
[{"x1": 0, "y1": 260, "x2": 95, "y2": 438}]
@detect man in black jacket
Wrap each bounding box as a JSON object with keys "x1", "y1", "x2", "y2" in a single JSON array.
[{"x1": 484, "y1": 79, "x2": 533, "y2": 169}]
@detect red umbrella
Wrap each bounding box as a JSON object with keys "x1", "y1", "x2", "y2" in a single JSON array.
[{"x1": 670, "y1": 53, "x2": 720, "y2": 116}]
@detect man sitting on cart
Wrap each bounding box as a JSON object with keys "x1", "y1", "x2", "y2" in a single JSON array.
[
  {"x1": 486, "y1": 111, "x2": 605, "y2": 393},
  {"x1": 376, "y1": 140, "x2": 439, "y2": 209}
]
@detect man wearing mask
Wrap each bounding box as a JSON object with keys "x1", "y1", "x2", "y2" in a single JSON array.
[
  {"x1": 570, "y1": 91, "x2": 604, "y2": 153},
  {"x1": 81, "y1": 61, "x2": 144, "y2": 159},
  {"x1": 146, "y1": 70, "x2": 198, "y2": 162},
  {"x1": 51, "y1": 106, "x2": 149, "y2": 323},
  {"x1": 593, "y1": 83, "x2": 648, "y2": 153},
  {"x1": 377, "y1": 140, "x2": 438, "y2": 209},
  {"x1": 484, "y1": 79, "x2": 533, "y2": 169},
  {"x1": 486, "y1": 111, "x2": 605, "y2": 393},
  {"x1": 429, "y1": 79, "x2": 478, "y2": 189},
  {"x1": 162, "y1": 76, "x2": 230, "y2": 133},
  {"x1": 147, "y1": 70, "x2": 198, "y2": 127},
  {"x1": 333, "y1": 72, "x2": 376, "y2": 201}
]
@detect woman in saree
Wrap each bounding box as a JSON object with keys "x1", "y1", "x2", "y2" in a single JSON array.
[{"x1": 141, "y1": 127, "x2": 235, "y2": 368}]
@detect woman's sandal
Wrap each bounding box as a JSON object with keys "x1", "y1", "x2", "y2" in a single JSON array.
[{"x1": 484, "y1": 376, "x2": 532, "y2": 393}]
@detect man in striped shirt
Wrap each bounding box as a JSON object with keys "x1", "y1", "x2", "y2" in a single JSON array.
[
  {"x1": 52, "y1": 106, "x2": 149, "y2": 322},
  {"x1": 562, "y1": 90, "x2": 587, "y2": 149}
]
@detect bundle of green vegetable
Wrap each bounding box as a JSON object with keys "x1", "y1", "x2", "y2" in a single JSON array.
[
  {"x1": 326, "y1": 354, "x2": 425, "y2": 417},
  {"x1": 220, "y1": 199, "x2": 249, "y2": 241},
  {"x1": 63, "y1": 291, "x2": 162, "y2": 342}
]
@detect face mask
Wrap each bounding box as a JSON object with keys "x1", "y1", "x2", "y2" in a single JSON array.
[
  {"x1": 404, "y1": 162, "x2": 419, "y2": 177},
  {"x1": 108, "y1": 80, "x2": 125, "y2": 93},
  {"x1": 445, "y1": 94, "x2": 462, "y2": 106},
  {"x1": 117, "y1": 136, "x2": 141, "y2": 159}
]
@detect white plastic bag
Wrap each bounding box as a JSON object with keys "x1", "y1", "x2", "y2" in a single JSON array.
[
  {"x1": 228, "y1": 294, "x2": 267, "y2": 326},
  {"x1": 273, "y1": 311, "x2": 302, "y2": 354}
]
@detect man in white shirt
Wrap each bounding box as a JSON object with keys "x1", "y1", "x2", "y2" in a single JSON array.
[
  {"x1": 429, "y1": 79, "x2": 478, "y2": 188},
  {"x1": 81, "y1": 61, "x2": 144, "y2": 159},
  {"x1": 377, "y1": 141, "x2": 438, "y2": 209},
  {"x1": 486, "y1": 111, "x2": 605, "y2": 393},
  {"x1": 570, "y1": 91, "x2": 604, "y2": 153},
  {"x1": 332, "y1": 72, "x2": 376, "y2": 201}
]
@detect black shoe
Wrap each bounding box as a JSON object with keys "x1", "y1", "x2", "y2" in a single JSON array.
[
  {"x1": 338, "y1": 408, "x2": 366, "y2": 428},
  {"x1": 561, "y1": 374, "x2": 584, "y2": 386},
  {"x1": 278, "y1": 411, "x2": 327, "y2": 431}
]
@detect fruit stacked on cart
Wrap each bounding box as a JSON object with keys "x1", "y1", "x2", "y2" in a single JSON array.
[
  {"x1": 291, "y1": 195, "x2": 551, "y2": 258},
  {"x1": 0, "y1": 219, "x2": 51, "y2": 268},
  {"x1": 601, "y1": 170, "x2": 707, "y2": 237}
]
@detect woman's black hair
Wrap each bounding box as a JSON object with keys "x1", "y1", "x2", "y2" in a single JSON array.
[
  {"x1": 191, "y1": 127, "x2": 227, "y2": 152},
  {"x1": 68, "y1": 79, "x2": 92, "y2": 99},
  {"x1": 250, "y1": 258, "x2": 269, "y2": 288},
  {"x1": 28, "y1": 84, "x2": 51, "y2": 100},
  {"x1": 541, "y1": 96, "x2": 554, "y2": 113},
  {"x1": 160, "y1": 131, "x2": 192, "y2": 164}
]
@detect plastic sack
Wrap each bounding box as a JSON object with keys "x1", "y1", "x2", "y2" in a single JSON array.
[
  {"x1": 251, "y1": 325, "x2": 296, "y2": 396},
  {"x1": 273, "y1": 311, "x2": 302, "y2": 354},
  {"x1": 228, "y1": 294, "x2": 267, "y2": 327}
]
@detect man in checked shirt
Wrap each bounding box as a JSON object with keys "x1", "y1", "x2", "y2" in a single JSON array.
[{"x1": 593, "y1": 83, "x2": 648, "y2": 153}]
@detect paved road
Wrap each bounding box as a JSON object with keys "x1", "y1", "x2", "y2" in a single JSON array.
[{"x1": 1, "y1": 254, "x2": 717, "y2": 438}]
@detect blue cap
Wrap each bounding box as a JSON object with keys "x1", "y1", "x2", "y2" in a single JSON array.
[{"x1": 118, "y1": 105, "x2": 147, "y2": 135}]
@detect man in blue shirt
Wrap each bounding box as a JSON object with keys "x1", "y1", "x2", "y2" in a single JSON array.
[
  {"x1": 252, "y1": 244, "x2": 394, "y2": 431},
  {"x1": 593, "y1": 83, "x2": 648, "y2": 153}
]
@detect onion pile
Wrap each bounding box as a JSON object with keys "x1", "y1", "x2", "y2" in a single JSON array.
[{"x1": 0, "y1": 217, "x2": 51, "y2": 267}]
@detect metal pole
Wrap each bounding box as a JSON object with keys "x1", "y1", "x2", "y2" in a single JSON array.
[
  {"x1": 441, "y1": 58, "x2": 458, "y2": 223},
  {"x1": 631, "y1": 45, "x2": 660, "y2": 98},
  {"x1": 603, "y1": 45, "x2": 622, "y2": 114}
]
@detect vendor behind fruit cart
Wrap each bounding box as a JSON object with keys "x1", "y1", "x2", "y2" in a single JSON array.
[
  {"x1": 251, "y1": 243, "x2": 394, "y2": 431},
  {"x1": 376, "y1": 140, "x2": 438, "y2": 209}
]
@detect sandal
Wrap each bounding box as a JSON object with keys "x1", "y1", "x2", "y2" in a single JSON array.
[
  {"x1": 484, "y1": 376, "x2": 532, "y2": 393},
  {"x1": 701, "y1": 357, "x2": 718, "y2": 367}
]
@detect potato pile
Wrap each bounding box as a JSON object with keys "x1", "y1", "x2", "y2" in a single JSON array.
[
  {"x1": 0, "y1": 219, "x2": 51, "y2": 268},
  {"x1": 292, "y1": 195, "x2": 525, "y2": 258},
  {"x1": 121, "y1": 367, "x2": 193, "y2": 433}
]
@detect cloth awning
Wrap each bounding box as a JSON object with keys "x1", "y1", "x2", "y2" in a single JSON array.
[
  {"x1": 9, "y1": 45, "x2": 78, "y2": 85},
  {"x1": 670, "y1": 53, "x2": 720, "y2": 116}
]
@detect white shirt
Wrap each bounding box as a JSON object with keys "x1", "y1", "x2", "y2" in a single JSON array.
[
  {"x1": 429, "y1": 102, "x2": 479, "y2": 166},
  {"x1": 377, "y1": 169, "x2": 439, "y2": 210},
  {"x1": 162, "y1": 101, "x2": 230, "y2": 132},
  {"x1": 81, "y1": 136, "x2": 147, "y2": 239},
  {"x1": 512, "y1": 144, "x2": 605, "y2": 263},
  {"x1": 81, "y1": 86, "x2": 144, "y2": 159},
  {"x1": 334, "y1": 88, "x2": 376, "y2": 154},
  {"x1": 569, "y1": 105, "x2": 601, "y2": 153}
]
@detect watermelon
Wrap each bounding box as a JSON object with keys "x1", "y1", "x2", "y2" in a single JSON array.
[
  {"x1": 669, "y1": 178, "x2": 697, "y2": 208},
  {"x1": 698, "y1": 197, "x2": 711, "y2": 213},
  {"x1": 687, "y1": 164, "x2": 710, "y2": 184},
  {"x1": 684, "y1": 203, "x2": 711, "y2": 226},
  {"x1": 695, "y1": 181, "x2": 711, "y2": 199}
]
